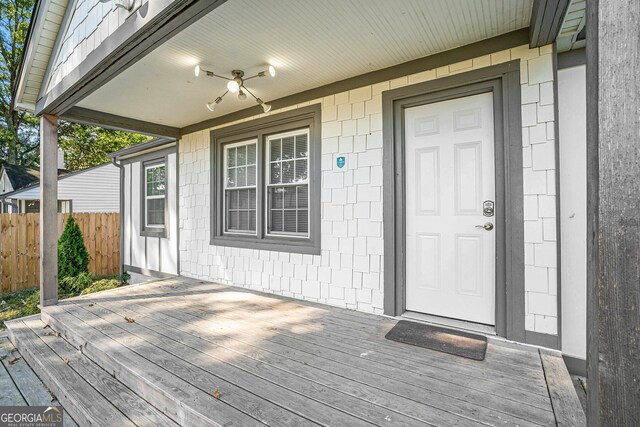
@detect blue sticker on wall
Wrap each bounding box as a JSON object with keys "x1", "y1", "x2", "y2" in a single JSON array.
[{"x1": 336, "y1": 156, "x2": 346, "y2": 169}]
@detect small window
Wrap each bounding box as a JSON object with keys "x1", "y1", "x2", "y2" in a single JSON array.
[
  {"x1": 142, "y1": 161, "x2": 167, "y2": 237},
  {"x1": 211, "y1": 104, "x2": 321, "y2": 254},
  {"x1": 224, "y1": 140, "x2": 257, "y2": 234}
]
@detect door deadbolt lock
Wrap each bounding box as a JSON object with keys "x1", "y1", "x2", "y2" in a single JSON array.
[
  {"x1": 483, "y1": 200, "x2": 495, "y2": 217},
  {"x1": 475, "y1": 222, "x2": 494, "y2": 231}
]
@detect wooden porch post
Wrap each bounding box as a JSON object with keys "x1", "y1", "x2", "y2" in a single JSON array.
[
  {"x1": 586, "y1": 0, "x2": 640, "y2": 425},
  {"x1": 40, "y1": 114, "x2": 58, "y2": 307}
]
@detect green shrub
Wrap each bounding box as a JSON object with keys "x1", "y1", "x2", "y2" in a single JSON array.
[
  {"x1": 81, "y1": 278, "x2": 122, "y2": 295},
  {"x1": 0, "y1": 288, "x2": 40, "y2": 330},
  {"x1": 58, "y1": 216, "x2": 90, "y2": 279},
  {"x1": 58, "y1": 271, "x2": 93, "y2": 294},
  {"x1": 93, "y1": 272, "x2": 131, "y2": 284}
]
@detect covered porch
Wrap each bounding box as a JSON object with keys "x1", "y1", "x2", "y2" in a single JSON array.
[
  {"x1": 13, "y1": 0, "x2": 640, "y2": 424},
  {"x1": 8, "y1": 277, "x2": 583, "y2": 426}
]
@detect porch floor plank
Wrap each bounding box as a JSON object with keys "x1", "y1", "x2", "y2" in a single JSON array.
[
  {"x1": 63, "y1": 302, "x2": 382, "y2": 427},
  {"x1": 0, "y1": 340, "x2": 28, "y2": 406},
  {"x1": 7, "y1": 319, "x2": 137, "y2": 427},
  {"x1": 0, "y1": 335, "x2": 78, "y2": 427},
  {"x1": 88, "y1": 290, "x2": 556, "y2": 426},
  {"x1": 540, "y1": 349, "x2": 588, "y2": 427},
  {"x1": 122, "y1": 280, "x2": 550, "y2": 394},
  {"x1": 88, "y1": 295, "x2": 497, "y2": 426},
  {"x1": 28, "y1": 277, "x2": 584, "y2": 426},
  {"x1": 21, "y1": 317, "x2": 179, "y2": 427}
]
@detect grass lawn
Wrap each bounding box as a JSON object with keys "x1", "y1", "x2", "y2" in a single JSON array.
[{"x1": 0, "y1": 276, "x2": 129, "y2": 331}]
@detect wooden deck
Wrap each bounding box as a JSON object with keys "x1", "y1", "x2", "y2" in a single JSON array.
[
  {"x1": 7, "y1": 278, "x2": 585, "y2": 426},
  {"x1": 0, "y1": 336, "x2": 77, "y2": 426}
]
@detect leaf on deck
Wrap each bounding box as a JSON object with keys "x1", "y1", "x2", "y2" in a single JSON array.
[
  {"x1": 88, "y1": 303, "x2": 95, "y2": 307},
  {"x1": 8, "y1": 356, "x2": 22, "y2": 365},
  {"x1": 124, "y1": 317, "x2": 135, "y2": 323},
  {"x1": 213, "y1": 388, "x2": 221, "y2": 400}
]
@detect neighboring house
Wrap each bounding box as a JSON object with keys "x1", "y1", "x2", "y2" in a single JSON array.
[
  {"x1": 1, "y1": 150, "x2": 69, "y2": 212},
  {"x1": 1, "y1": 162, "x2": 120, "y2": 213},
  {"x1": 0, "y1": 164, "x2": 41, "y2": 195},
  {"x1": 10, "y1": 0, "x2": 608, "y2": 380}
]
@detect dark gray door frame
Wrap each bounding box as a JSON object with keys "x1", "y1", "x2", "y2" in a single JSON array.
[{"x1": 382, "y1": 61, "x2": 525, "y2": 341}]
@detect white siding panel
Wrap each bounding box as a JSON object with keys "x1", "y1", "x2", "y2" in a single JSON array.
[
  {"x1": 123, "y1": 163, "x2": 132, "y2": 266},
  {"x1": 146, "y1": 237, "x2": 160, "y2": 272},
  {"x1": 558, "y1": 65, "x2": 587, "y2": 359},
  {"x1": 130, "y1": 162, "x2": 145, "y2": 269},
  {"x1": 1, "y1": 170, "x2": 13, "y2": 194},
  {"x1": 160, "y1": 153, "x2": 179, "y2": 274}
]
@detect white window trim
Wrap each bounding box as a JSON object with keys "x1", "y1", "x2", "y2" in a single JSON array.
[
  {"x1": 144, "y1": 163, "x2": 166, "y2": 229},
  {"x1": 265, "y1": 129, "x2": 310, "y2": 238},
  {"x1": 223, "y1": 139, "x2": 258, "y2": 236}
]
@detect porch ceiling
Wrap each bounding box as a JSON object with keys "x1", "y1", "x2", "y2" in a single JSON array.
[{"x1": 77, "y1": 0, "x2": 533, "y2": 129}]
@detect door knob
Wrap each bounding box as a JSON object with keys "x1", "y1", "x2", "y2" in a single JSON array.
[{"x1": 475, "y1": 222, "x2": 494, "y2": 231}]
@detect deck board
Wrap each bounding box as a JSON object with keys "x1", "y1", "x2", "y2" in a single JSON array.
[
  {"x1": 94, "y1": 280, "x2": 549, "y2": 385},
  {"x1": 66, "y1": 301, "x2": 436, "y2": 427},
  {"x1": 89, "y1": 296, "x2": 496, "y2": 426},
  {"x1": 0, "y1": 336, "x2": 78, "y2": 427},
  {"x1": 540, "y1": 349, "x2": 587, "y2": 427},
  {"x1": 45, "y1": 305, "x2": 265, "y2": 427},
  {"x1": 22, "y1": 317, "x2": 178, "y2": 427},
  {"x1": 114, "y1": 280, "x2": 550, "y2": 394},
  {"x1": 0, "y1": 344, "x2": 27, "y2": 406},
  {"x1": 32, "y1": 276, "x2": 585, "y2": 426},
  {"x1": 90, "y1": 292, "x2": 556, "y2": 426},
  {"x1": 7, "y1": 320, "x2": 137, "y2": 427}
]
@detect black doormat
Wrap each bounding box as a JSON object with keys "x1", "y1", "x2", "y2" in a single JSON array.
[{"x1": 385, "y1": 320, "x2": 487, "y2": 361}]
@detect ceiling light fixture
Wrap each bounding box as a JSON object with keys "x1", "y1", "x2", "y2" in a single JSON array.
[{"x1": 195, "y1": 65, "x2": 276, "y2": 113}]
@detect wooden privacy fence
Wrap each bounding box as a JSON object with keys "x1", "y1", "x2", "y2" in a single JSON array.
[{"x1": 0, "y1": 213, "x2": 120, "y2": 294}]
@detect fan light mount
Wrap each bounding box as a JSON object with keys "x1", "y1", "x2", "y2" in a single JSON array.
[{"x1": 194, "y1": 65, "x2": 275, "y2": 113}]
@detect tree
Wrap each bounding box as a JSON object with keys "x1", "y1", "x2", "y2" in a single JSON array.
[
  {"x1": 57, "y1": 216, "x2": 89, "y2": 279},
  {"x1": 0, "y1": 0, "x2": 38, "y2": 166},
  {"x1": 0, "y1": 0, "x2": 149, "y2": 170},
  {"x1": 58, "y1": 122, "x2": 149, "y2": 170}
]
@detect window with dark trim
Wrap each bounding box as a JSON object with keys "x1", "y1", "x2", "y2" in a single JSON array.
[
  {"x1": 211, "y1": 104, "x2": 321, "y2": 255},
  {"x1": 141, "y1": 158, "x2": 167, "y2": 238}
]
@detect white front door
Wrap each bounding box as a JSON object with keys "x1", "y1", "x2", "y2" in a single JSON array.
[{"x1": 404, "y1": 92, "x2": 496, "y2": 325}]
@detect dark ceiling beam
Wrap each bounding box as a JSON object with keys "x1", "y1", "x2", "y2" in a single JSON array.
[
  {"x1": 62, "y1": 107, "x2": 180, "y2": 139},
  {"x1": 529, "y1": 0, "x2": 571, "y2": 48}
]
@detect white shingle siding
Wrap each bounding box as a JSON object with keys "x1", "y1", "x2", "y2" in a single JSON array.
[
  {"x1": 9, "y1": 163, "x2": 119, "y2": 213},
  {"x1": 179, "y1": 43, "x2": 559, "y2": 333},
  {"x1": 46, "y1": 0, "x2": 125, "y2": 94}
]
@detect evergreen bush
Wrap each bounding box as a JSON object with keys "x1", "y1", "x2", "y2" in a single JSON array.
[
  {"x1": 58, "y1": 216, "x2": 90, "y2": 281},
  {"x1": 59, "y1": 272, "x2": 93, "y2": 294}
]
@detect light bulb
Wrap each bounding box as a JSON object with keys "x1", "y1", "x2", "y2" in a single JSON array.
[
  {"x1": 238, "y1": 90, "x2": 247, "y2": 100},
  {"x1": 268, "y1": 65, "x2": 276, "y2": 77},
  {"x1": 227, "y1": 80, "x2": 240, "y2": 93},
  {"x1": 262, "y1": 103, "x2": 272, "y2": 113},
  {"x1": 194, "y1": 65, "x2": 201, "y2": 77},
  {"x1": 206, "y1": 102, "x2": 215, "y2": 112}
]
